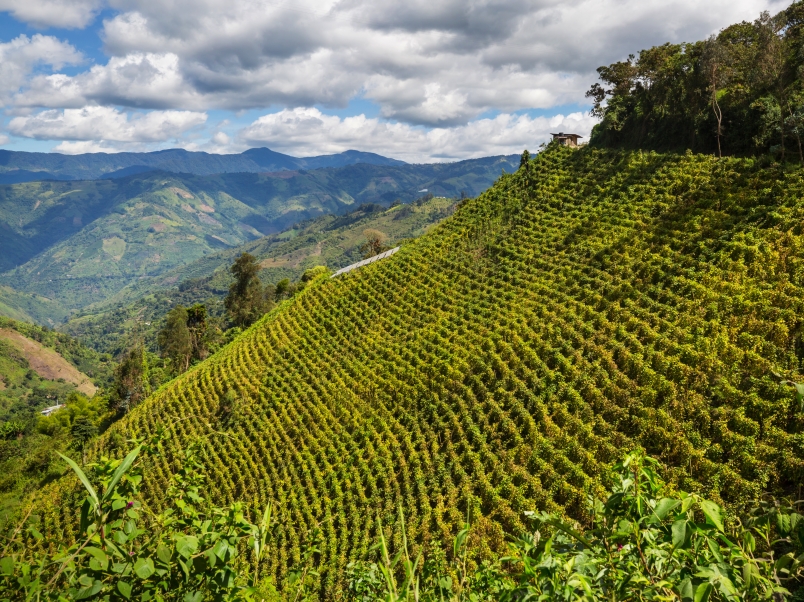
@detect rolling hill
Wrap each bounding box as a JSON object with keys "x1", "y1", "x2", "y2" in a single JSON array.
[
  {"x1": 39, "y1": 145, "x2": 804, "y2": 598},
  {"x1": 61, "y1": 195, "x2": 458, "y2": 356},
  {"x1": 0, "y1": 155, "x2": 517, "y2": 321}
]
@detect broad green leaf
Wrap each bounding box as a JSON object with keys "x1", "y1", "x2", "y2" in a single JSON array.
[
  {"x1": 700, "y1": 500, "x2": 724, "y2": 532},
  {"x1": 102, "y1": 445, "x2": 142, "y2": 503},
  {"x1": 183, "y1": 592, "x2": 203, "y2": 602},
  {"x1": 694, "y1": 582, "x2": 713, "y2": 602},
  {"x1": 212, "y1": 538, "x2": 229, "y2": 560},
  {"x1": 743, "y1": 531, "x2": 756, "y2": 553},
  {"x1": 681, "y1": 496, "x2": 695, "y2": 513},
  {"x1": 654, "y1": 498, "x2": 681, "y2": 520},
  {"x1": 707, "y1": 538, "x2": 725, "y2": 563},
  {"x1": 0, "y1": 557, "x2": 13, "y2": 576},
  {"x1": 75, "y1": 579, "x2": 103, "y2": 600},
  {"x1": 679, "y1": 578, "x2": 694, "y2": 601},
  {"x1": 117, "y1": 580, "x2": 132, "y2": 599},
  {"x1": 672, "y1": 520, "x2": 690, "y2": 549},
  {"x1": 156, "y1": 544, "x2": 172, "y2": 564},
  {"x1": 58, "y1": 452, "x2": 99, "y2": 515},
  {"x1": 84, "y1": 546, "x2": 108, "y2": 571},
  {"x1": 176, "y1": 536, "x2": 199, "y2": 559},
  {"x1": 133, "y1": 557, "x2": 155, "y2": 579}
]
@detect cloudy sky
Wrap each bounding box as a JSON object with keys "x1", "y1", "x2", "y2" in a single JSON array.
[{"x1": 0, "y1": 0, "x2": 788, "y2": 161}]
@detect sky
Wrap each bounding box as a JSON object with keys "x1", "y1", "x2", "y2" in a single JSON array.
[{"x1": 0, "y1": 0, "x2": 790, "y2": 162}]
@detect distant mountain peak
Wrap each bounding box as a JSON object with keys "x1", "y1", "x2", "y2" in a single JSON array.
[{"x1": 0, "y1": 147, "x2": 406, "y2": 184}]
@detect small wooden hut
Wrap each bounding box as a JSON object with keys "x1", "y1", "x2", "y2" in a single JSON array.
[{"x1": 551, "y1": 132, "x2": 582, "y2": 147}]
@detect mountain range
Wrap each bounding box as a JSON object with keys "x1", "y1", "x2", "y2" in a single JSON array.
[
  {"x1": 0, "y1": 152, "x2": 518, "y2": 324},
  {"x1": 0, "y1": 147, "x2": 406, "y2": 184}
]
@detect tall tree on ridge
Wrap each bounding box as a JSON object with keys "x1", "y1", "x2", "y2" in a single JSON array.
[
  {"x1": 225, "y1": 253, "x2": 268, "y2": 328},
  {"x1": 158, "y1": 305, "x2": 192, "y2": 374}
]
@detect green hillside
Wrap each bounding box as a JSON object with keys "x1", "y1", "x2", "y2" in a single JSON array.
[
  {"x1": 44, "y1": 145, "x2": 804, "y2": 597},
  {"x1": 60, "y1": 195, "x2": 456, "y2": 355},
  {"x1": 0, "y1": 156, "x2": 516, "y2": 319},
  {"x1": 0, "y1": 317, "x2": 113, "y2": 518}
]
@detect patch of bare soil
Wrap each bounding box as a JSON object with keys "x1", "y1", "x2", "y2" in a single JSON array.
[
  {"x1": 0, "y1": 329, "x2": 96, "y2": 397},
  {"x1": 170, "y1": 187, "x2": 194, "y2": 199}
]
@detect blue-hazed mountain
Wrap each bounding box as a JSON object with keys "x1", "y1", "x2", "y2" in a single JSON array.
[
  {"x1": 0, "y1": 154, "x2": 519, "y2": 323},
  {"x1": 0, "y1": 147, "x2": 406, "y2": 183}
]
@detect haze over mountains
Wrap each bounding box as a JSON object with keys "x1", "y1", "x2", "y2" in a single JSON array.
[
  {"x1": 0, "y1": 147, "x2": 406, "y2": 184},
  {"x1": 0, "y1": 150, "x2": 518, "y2": 325}
]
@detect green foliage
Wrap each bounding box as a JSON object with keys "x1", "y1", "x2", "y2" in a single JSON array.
[
  {"x1": 225, "y1": 254, "x2": 273, "y2": 328},
  {"x1": 356, "y1": 451, "x2": 804, "y2": 601},
  {"x1": 588, "y1": 2, "x2": 804, "y2": 159},
  {"x1": 0, "y1": 422, "x2": 23, "y2": 441},
  {"x1": 0, "y1": 434, "x2": 274, "y2": 601},
  {"x1": 34, "y1": 146, "x2": 804, "y2": 598},
  {"x1": 158, "y1": 305, "x2": 193, "y2": 374},
  {"x1": 111, "y1": 346, "x2": 152, "y2": 413}
]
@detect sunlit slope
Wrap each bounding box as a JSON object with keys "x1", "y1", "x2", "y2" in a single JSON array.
[{"x1": 59, "y1": 147, "x2": 804, "y2": 595}]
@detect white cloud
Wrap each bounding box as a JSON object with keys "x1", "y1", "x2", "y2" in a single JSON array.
[
  {"x1": 238, "y1": 107, "x2": 597, "y2": 162},
  {"x1": 0, "y1": 134, "x2": 9, "y2": 145},
  {"x1": 0, "y1": 0, "x2": 102, "y2": 28},
  {"x1": 9, "y1": 0, "x2": 787, "y2": 126},
  {"x1": 0, "y1": 35, "x2": 82, "y2": 106},
  {"x1": 52, "y1": 140, "x2": 120, "y2": 154},
  {"x1": 0, "y1": 0, "x2": 791, "y2": 159},
  {"x1": 8, "y1": 106, "x2": 208, "y2": 147}
]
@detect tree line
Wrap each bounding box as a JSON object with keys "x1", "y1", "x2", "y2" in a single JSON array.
[
  {"x1": 587, "y1": 1, "x2": 804, "y2": 158},
  {"x1": 110, "y1": 253, "x2": 330, "y2": 415}
]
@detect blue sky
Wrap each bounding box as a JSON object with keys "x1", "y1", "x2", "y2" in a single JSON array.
[{"x1": 0, "y1": 0, "x2": 787, "y2": 161}]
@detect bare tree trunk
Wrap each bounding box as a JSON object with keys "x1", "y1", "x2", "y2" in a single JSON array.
[
  {"x1": 713, "y1": 93, "x2": 723, "y2": 158},
  {"x1": 780, "y1": 88, "x2": 786, "y2": 162},
  {"x1": 788, "y1": 104, "x2": 803, "y2": 164}
]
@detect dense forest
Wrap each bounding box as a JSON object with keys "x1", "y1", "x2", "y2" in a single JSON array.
[{"x1": 588, "y1": 1, "x2": 804, "y2": 158}]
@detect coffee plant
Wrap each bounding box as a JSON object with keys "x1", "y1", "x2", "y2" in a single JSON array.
[{"x1": 32, "y1": 146, "x2": 804, "y2": 596}]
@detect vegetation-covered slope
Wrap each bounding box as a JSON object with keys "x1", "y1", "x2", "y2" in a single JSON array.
[
  {"x1": 47, "y1": 146, "x2": 804, "y2": 596},
  {"x1": 0, "y1": 156, "x2": 516, "y2": 319},
  {"x1": 60, "y1": 195, "x2": 457, "y2": 355}
]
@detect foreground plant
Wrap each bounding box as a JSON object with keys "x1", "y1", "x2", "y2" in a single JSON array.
[
  {"x1": 497, "y1": 451, "x2": 804, "y2": 601},
  {"x1": 0, "y1": 431, "x2": 275, "y2": 601},
  {"x1": 355, "y1": 451, "x2": 804, "y2": 602}
]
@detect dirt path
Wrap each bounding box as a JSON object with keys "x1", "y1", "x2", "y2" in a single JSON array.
[{"x1": 0, "y1": 329, "x2": 96, "y2": 397}]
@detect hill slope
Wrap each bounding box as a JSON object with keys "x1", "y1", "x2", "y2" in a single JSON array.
[
  {"x1": 49, "y1": 146, "x2": 804, "y2": 597},
  {"x1": 0, "y1": 156, "x2": 517, "y2": 318},
  {"x1": 60, "y1": 195, "x2": 457, "y2": 355}
]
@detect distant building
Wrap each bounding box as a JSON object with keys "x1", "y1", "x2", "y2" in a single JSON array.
[
  {"x1": 40, "y1": 404, "x2": 65, "y2": 417},
  {"x1": 551, "y1": 132, "x2": 583, "y2": 147}
]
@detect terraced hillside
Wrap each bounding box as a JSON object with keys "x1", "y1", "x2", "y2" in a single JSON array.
[
  {"x1": 61, "y1": 195, "x2": 457, "y2": 355},
  {"x1": 48, "y1": 146, "x2": 804, "y2": 597}
]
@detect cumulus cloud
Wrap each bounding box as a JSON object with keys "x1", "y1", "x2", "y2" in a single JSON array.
[
  {"x1": 0, "y1": 134, "x2": 8, "y2": 145},
  {"x1": 8, "y1": 106, "x2": 208, "y2": 147},
  {"x1": 238, "y1": 107, "x2": 597, "y2": 162},
  {"x1": 0, "y1": 35, "x2": 82, "y2": 106},
  {"x1": 8, "y1": 0, "x2": 786, "y2": 126},
  {"x1": 0, "y1": 0, "x2": 102, "y2": 28},
  {"x1": 0, "y1": 0, "x2": 791, "y2": 158}
]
